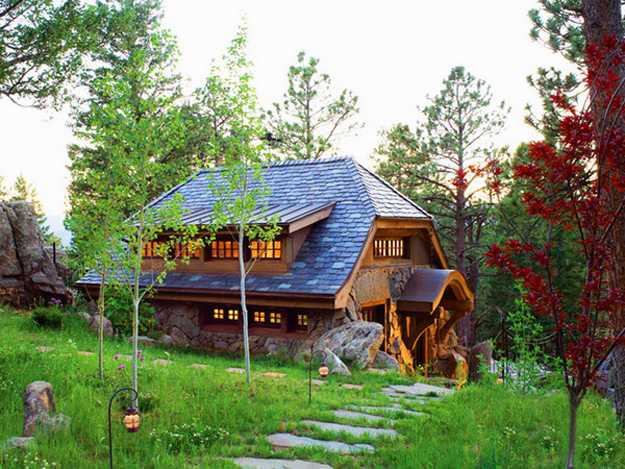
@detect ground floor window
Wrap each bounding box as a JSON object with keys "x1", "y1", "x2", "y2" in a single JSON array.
[{"x1": 201, "y1": 305, "x2": 310, "y2": 333}]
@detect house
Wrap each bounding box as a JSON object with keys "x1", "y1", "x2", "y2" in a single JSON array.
[{"x1": 77, "y1": 156, "x2": 473, "y2": 373}]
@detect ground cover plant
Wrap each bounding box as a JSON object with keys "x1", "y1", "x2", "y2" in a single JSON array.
[{"x1": 0, "y1": 305, "x2": 623, "y2": 468}]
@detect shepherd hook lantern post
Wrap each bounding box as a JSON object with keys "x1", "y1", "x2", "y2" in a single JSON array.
[
  {"x1": 308, "y1": 343, "x2": 313, "y2": 405},
  {"x1": 108, "y1": 387, "x2": 140, "y2": 469}
]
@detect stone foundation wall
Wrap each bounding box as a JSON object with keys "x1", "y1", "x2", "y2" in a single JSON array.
[{"x1": 152, "y1": 300, "x2": 338, "y2": 357}]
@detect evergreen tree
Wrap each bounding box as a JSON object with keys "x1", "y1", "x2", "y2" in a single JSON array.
[
  {"x1": 11, "y1": 175, "x2": 59, "y2": 245},
  {"x1": 375, "y1": 66, "x2": 509, "y2": 346},
  {"x1": 264, "y1": 51, "x2": 361, "y2": 160}
]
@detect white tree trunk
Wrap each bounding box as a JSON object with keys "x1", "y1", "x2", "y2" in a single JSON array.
[
  {"x1": 97, "y1": 271, "x2": 106, "y2": 381},
  {"x1": 238, "y1": 224, "x2": 251, "y2": 385}
]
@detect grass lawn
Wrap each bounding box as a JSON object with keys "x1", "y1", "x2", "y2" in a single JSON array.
[{"x1": 0, "y1": 305, "x2": 623, "y2": 468}]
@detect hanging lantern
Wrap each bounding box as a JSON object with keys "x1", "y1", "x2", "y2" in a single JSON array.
[
  {"x1": 122, "y1": 407, "x2": 141, "y2": 433},
  {"x1": 318, "y1": 364, "x2": 329, "y2": 378}
]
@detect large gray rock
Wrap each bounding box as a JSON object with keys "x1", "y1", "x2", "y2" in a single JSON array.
[
  {"x1": 314, "y1": 320, "x2": 383, "y2": 369},
  {"x1": 322, "y1": 348, "x2": 351, "y2": 376},
  {"x1": 372, "y1": 351, "x2": 400, "y2": 371},
  {"x1": 0, "y1": 201, "x2": 68, "y2": 307},
  {"x1": 87, "y1": 314, "x2": 114, "y2": 337},
  {"x1": 23, "y1": 381, "x2": 70, "y2": 437}
]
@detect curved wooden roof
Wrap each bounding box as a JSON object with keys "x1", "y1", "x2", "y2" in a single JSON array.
[{"x1": 397, "y1": 269, "x2": 474, "y2": 314}]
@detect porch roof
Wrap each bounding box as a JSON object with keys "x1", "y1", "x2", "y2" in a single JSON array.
[{"x1": 397, "y1": 269, "x2": 474, "y2": 314}]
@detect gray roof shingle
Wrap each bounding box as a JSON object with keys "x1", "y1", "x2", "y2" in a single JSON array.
[{"x1": 78, "y1": 157, "x2": 430, "y2": 296}]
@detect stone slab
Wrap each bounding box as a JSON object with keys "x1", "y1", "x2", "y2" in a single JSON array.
[
  {"x1": 77, "y1": 351, "x2": 94, "y2": 357},
  {"x1": 333, "y1": 409, "x2": 388, "y2": 422},
  {"x1": 311, "y1": 379, "x2": 327, "y2": 386},
  {"x1": 4, "y1": 436, "x2": 35, "y2": 449},
  {"x1": 262, "y1": 372, "x2": 286, "y2": 378},
  {"x1": 227, "y1": 367, "x2": 246, "y2": 374},
  {"x1": 348, "y1": 405, "x2": 426, "y2": 417},
  {"x1": 267, "y1": 433, "x2": 374, "y2": 454},
  {"x1": 234, "y1": 457, "x2": 333, "y2": 469},
  {"x1": 153, "y1": 359, "x2": 173, "y2": 366},
  {"x1": 301, "y1": 420, "x2": 398, "y2": 438},
  {"x1": 36, "y1": 346, "x2": 54, "y2": 353},
  {"x1": 190, "y1": 363, "x2": 208, "y2": 369},
  {"x1": 385, "y1": 383, "x2": 453, "y2": 397},
  {"x1": 113, "y1": 354, "x2": 132, "y2": 361},
  {"x1": 340, "y1": 384, "x2": 363, "y2": 390}
]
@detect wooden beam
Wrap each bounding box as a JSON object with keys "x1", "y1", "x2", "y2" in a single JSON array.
[{"x1": 288, "y1": 204, "x2": 335, "y2": 234}]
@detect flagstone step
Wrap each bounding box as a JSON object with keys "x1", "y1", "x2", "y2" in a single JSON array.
[
  {"x1": 300, "y1": 420, "x2": 399, "y2": 438},
  {"x1": 347, "y1": 405, "x2": 426, "y2": 417},
  {"x1": 332, "y1": 409, "x2": 389, "y2": 422},
  {"x1": 234, "y1": 457, "x2": 333, "y2": 469},
  {"x1": 267, "y1": 433, "x2": 374, "y2": 454},
  {"x1": 383, "y1": 383, "x2": 453, "y2": 397},
  {"x1": 382, "y1": 390, "x2": 433, "y2": 401}
]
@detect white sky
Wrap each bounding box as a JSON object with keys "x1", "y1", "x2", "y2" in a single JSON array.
[{"x1": 0, "y1": 0, "x2": 572, "y2": 243}]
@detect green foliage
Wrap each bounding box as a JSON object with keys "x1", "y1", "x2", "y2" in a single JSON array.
[
  {"x1": 581, "y1": 429, "x2": 623, "y2": 465},
  {"x1": 264, "y1": 50, "x2": 361, "y2": 160},
  {"x1": 149, "y1": 421, "x2": 229, "y2": 454},
  {"x1": 31, "y1": 306, "x2": 63, "y2": 330},
  {"x1": 0, "y1": 0, "x2": 117, "y2": 107},
  {"x1": 504, "y1": 285, "x2": 551, "y2": 393},
  {"x1": 105, "y1": 287, "x2": 155, "y2": 336},
  {"x1": 0, "y1": 305, "x2": 624, "y2": 468}
]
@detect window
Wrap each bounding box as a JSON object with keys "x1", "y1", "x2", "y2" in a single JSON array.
[
  {"x1": 209, "y1": 239, "x2": 239, "y2": 259},
  {"x1": 142, "y1": 241, "x2": 163, "y2": 258},
  {"x1": 250, "y1": 239, "x2": 282, "y2": 259},
  {"x1": 374, "y1": 238, "x2": 406, "y2": 258},
  {"x1": 297, "y1": 313, "x2": 308, "y2": 330},
  {"x1": 213, "y1": 308, "x2": 225, "y2": 320},
  {"x1": 269, "y1": 312, "x2": 282, "y2": 325},
  {"x1": 253, "y1": 311, "x2": 266, "y2": 323},
  {"x1": 175, "y1": 241, "x2": 202, "y2": 259},
  {"x1": 227, "y1": 308, "x2": 239, "y2": 321}
]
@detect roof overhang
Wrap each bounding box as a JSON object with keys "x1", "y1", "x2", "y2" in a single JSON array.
[
  {"x1": 397, "y1": 268, "x2": 474, "y2": 314},
  {"x1": 173, "y1": 201, "x2": 336, "y2": 234}
]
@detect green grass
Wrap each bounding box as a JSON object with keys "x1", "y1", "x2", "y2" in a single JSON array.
[{"x1": 0, "y1": 305, "x2": 623, "y2": 468}]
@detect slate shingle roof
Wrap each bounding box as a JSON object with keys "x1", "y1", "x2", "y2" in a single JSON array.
[{"x1": 78, "y1": 157, "x2": 430, "y2": 296}]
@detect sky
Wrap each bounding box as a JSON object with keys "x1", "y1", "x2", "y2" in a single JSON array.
[{"x1": 0, "y1": 0, "x2": 572, "y2": 244}]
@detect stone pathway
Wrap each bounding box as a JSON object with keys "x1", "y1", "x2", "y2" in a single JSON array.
[
  {"x1": 332, "y1": 409, "x2": 389, "y2": 422},
  {"x1": 382, "y1": 383, "x2": 453, "y2": 397},
  {"x1": 153, "y1": 359, "x2": 173, "y2": 366},
  {"x1": 266, "y1": 433, "x2": 374, "y2": 454},
  {"x1": 77, "y1": 351, "x2": 94, "y2": 357},
  {"x1": 340, "y1": 383, "x2": 363, "y2": 390},
  {"x1": 262, "y1": 372, "x2": 286, "y2": 379},
  {"x1": 36, "y1": 346, "x2": 54, "y2": 353},
  {"x1": 234, "y1": 457, "x2": 332, "y2": 469},
  {"x1": 346, "y1": 404, "x2": 426, "y2": 417},
  {"x1": 190, "y1": 363, "x2": 208, "y2": 370},
  {"x1": 227, "y1": 367, "x2": 246, "y2": 374},
  {"x1": 300, "y1": 420, "x2": 398, "y2": 438}
]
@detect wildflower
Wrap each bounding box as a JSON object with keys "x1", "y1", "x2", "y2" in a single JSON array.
[{"x1": 118, "y1": 364, "x2": 126, "y2": 370}]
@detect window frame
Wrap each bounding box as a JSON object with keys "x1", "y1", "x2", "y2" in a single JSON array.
[{"x1": 373, "y1": 237, "x2": 408, "y2": 259}]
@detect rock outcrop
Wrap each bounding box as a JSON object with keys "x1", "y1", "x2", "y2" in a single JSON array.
[
  {"x1": 0, "y1": 201, "x2": 68, "y2": 307},
  {"x1": 314, "y1": 320, "x2": 383, "y2": 369},
  {"x1": 22, "y1": 381, "x2": 70, "y2": 437}
]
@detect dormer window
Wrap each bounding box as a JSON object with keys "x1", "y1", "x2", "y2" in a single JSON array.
[
  {"x1": 374, "y1": 238, "x2": 407, "y2": 258},
  {"x1": 250, "y1": 239, "x2": 282, "y2": 259},
  {"x1": 142, "y1": 241, "x2": 163, "y2": 258},
  {"x1": 208, "y1": 239, "x2": 240, "y2": 259}
]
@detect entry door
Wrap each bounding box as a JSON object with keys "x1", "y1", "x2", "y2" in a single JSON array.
[{"x1": 362, "y1": 304, "x2": 386, "y2": 350}]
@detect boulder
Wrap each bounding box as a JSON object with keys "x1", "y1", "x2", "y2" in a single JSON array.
[
  {"x1": 4, "y1": 436, "x2": 35, "y2": 449},
  {"x1": 128, "y1": 336, "x2": 156, "y2": 347},
  {"x1": 322, "y1": 348, "x2": 351, "y2": 376},
  {"x1": 314, "y1": 320, "x2": 383, "y2": 369},
  {"x1": 158, "y1": 334, "x2": 173, "y2": 347},
  {"x1": 23, "y1": 381, "x2": 70, "y2": 437},
  {"x1": 87, "y1": 314, "x2": 114, "y2": 337},
  {"x1": 372, "y1": 351, "x2": 400, "y2": 371},
  {"x1": 0, "y1": 201, "x2": 69, "y2": 307}
]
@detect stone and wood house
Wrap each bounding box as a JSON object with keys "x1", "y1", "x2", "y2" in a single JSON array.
[{"x1": 77, "y1": 157, "x2": 473, "y2": 373}]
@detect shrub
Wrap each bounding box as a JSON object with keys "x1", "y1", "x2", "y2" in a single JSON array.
[
  {"x1": 31, "y1": 306, "x2": 63, "y2": 329},
  {"x1": 105, "y1": 287, "x2": 156, "y2": 336},
  {"x1": 150, "y1": 421, "x2": 229, "y2": 453}
]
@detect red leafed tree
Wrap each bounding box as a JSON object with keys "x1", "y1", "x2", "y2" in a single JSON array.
[{"x1": 487, "y1": 38, "x2": 625, "y2": 468}]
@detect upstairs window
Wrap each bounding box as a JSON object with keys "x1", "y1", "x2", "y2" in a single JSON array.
[
  {"x1": 175, "y1": 241, "x2": 202, "y2": 259},
  {"x1": 212, "y1": 308, "x2": 225, "y2": 320},
  {"x1": 209, "y1": 240, "x2": 239, "y2": 259},
  {"x1": 250, "y1": 239, "x2": 282, "y2": 259},
  {"x1": 374, "y1": 238, "x2": 406, "y2": 258},
  {"x1": 227, "y1": 308, "x2": 239, "y2": 321},
  {"x1": 269, "y1": 312, "x2": 282, "y2": 325},
  {"x1": 142, "y1": 241, "x2": 163, "y2": 258},
  {"x1": 253, "y1": 311, "x2": 266, "y2": 323}
]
